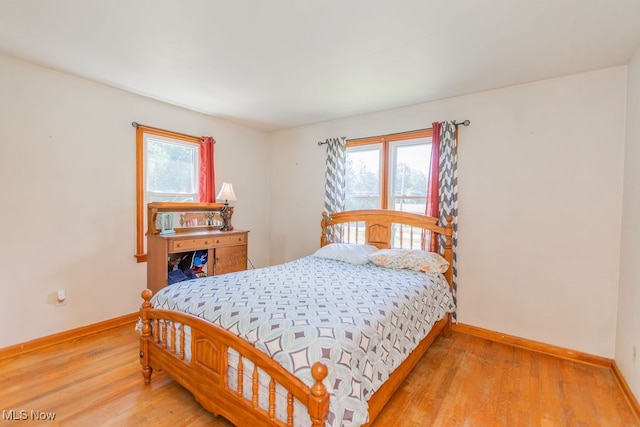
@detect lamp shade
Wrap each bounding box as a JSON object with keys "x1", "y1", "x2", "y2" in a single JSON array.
[{"x1": 216, "y1": 182, "x2": 237, "y2": 202}]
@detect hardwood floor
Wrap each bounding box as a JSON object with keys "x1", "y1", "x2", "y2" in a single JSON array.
[{"x1": 0, "y1": 324, "x2": 636, "y2": 427}]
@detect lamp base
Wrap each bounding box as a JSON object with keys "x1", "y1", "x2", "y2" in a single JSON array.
[{"x1": 219, "y1": 205, "x2": 234, "y2": 231}]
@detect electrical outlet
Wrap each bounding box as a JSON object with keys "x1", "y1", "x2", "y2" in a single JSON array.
[
  {"x1": 55, "y1": 289, "x2": 67, "y2": 307},
  {"x1": 633, "y1": 346, "x2": 637, "y2": 362}
]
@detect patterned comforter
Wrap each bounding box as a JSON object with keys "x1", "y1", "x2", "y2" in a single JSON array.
[{"x1": 151, "y1": 255, "x2": 455, "y2": 426}]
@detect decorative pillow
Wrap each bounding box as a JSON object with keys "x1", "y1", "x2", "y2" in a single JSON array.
[
  {"x1": 369, "y1": 249, "x2": 449, "y2": 274},
  {"x1": 312, "y1": 243, "x2": 379, "y2": 265}
]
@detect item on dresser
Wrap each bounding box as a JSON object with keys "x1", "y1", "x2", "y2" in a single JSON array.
[{"x1": 216, "y1": 182, "x2": 237, "y2": 231}]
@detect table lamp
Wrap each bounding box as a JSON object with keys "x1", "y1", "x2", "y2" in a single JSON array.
[{"x1": 216, "y1": 182, "x2": 237, "y2": 231}]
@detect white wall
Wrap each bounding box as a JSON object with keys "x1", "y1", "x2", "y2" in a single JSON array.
[
  {"x1": 268, "y1": 67, "x2": 627, "y2": 358},
  {"x1": 616, "y1": 48, "x2": 640, "y2": 398},
  {"x1": 0, "y1": 55, "x2": 270, "y2": 348}
]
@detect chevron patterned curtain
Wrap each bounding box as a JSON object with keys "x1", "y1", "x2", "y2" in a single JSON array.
[
  {"x1": 437, "y1": 121, "x2": 459, "y2": 320},
  {"x1": 323, "y1": 137, "x2": 346, "y2": 241},
  {"x1": 323, "y1": 137, "x2": 347, "y2": 213}
]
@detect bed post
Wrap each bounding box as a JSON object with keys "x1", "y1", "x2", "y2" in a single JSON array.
[
  {"x1": 140, "y1": 289, "x2": 154, "y2": 384},
  {"x1": 320, "y1": 211, "x2": 330, "y2": 247},
  {"x1": 308, "y1": 362, "x2": 330, "y2": 427}
]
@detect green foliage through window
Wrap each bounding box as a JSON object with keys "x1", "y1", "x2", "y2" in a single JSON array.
[
  {"x1": 345, "y1": 137, "x2": 431, "y2": 212},
  {"x1": 145, "y1": 136, "x2": 198, "y2": 201}
]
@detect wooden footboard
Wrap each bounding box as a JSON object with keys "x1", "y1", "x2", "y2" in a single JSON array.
[{"x1": 139, "y1": 289, "x2": 329, "y2": 427}]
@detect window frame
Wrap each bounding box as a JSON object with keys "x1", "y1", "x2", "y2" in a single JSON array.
[
  {"x1": 346, "y1": 128, "x2": 433, "y2": 210},
  {"x1": 135, "y1": 126, "x2": 202, "y2": 262}
]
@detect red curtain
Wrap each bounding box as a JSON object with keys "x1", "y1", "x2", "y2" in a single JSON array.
[
  {"x1": 199, "y1": 136, "x2": 216, "y2": 202},
  {"x1": 426, "y1": 122, "x2": 441, "y2": 251}
]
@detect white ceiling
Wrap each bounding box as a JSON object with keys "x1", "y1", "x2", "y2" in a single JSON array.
[{"x1": 1, "y1": 1, "x2": 639, "y2": 132}]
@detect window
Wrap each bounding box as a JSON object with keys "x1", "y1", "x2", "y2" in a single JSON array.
[
  {"x1": 145, "y1": 133, "x2": 199, "y2": 203},
  {"x1": 345, "y1": 129, "x2": 432, "y2": 213},
  {"x1": 135, "y1": 125, "x2": 203, "y2": 262},
  {"x1": 345, "y1": 144, "x2": 382, "y2": 209}
]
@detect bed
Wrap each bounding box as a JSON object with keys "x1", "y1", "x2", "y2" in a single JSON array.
[{"x1": 139, "y1": 209, "x2": 455, "y2": 426}]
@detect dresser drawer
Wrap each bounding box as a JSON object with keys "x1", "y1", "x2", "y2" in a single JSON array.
[
  {"x1": 211, "y1": 233, "x2": 247, "y2": 247},
  {"x1": 169, "y1": 237, "x2": 215, "y2": 252}
]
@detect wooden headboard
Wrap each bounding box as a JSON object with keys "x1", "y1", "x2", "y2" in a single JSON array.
[{"x1": 320, "y1": 209, "x2": 453, "y2": 285}]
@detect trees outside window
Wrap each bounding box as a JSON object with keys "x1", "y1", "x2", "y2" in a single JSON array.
[{"x1": 345, "y1": 130, "x2": 432, "y2": 212}]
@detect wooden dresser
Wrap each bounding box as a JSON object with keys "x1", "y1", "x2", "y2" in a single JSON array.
[{"x1": 145, "y1": 202, "x2": 248, "y2": 294}]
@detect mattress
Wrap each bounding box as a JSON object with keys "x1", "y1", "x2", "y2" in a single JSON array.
[{"x1": 151, "y1": 255, "x2": 455, "y2": 426}]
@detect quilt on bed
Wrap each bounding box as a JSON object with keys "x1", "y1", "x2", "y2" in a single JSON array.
[{"x1": 151, "y1": 255, "x2": 455, "y2": 427}]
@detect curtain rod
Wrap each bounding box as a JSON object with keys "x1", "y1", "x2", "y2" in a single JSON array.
[
  {"x1": 131, "y1": 121, "x2": 210, "y2": 142},
  {"x1": 317, "y1": 120, "x2": 470, "y2": 146}
]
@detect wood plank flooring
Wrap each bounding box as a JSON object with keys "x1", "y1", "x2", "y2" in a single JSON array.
[{"x1": 0, "y1": 324, "x2": 636, "y2": 426}]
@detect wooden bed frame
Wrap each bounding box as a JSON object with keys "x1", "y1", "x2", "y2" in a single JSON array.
[{"x1": 139, "y1": 209, "x2": 453, "y2": 427}]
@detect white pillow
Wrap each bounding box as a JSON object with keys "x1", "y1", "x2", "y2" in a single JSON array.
[{"x1": 312, "y1": 243, "x2": 379, "y2": 265}]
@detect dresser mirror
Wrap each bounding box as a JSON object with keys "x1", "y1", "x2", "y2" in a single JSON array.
[
  {"x1": 147, "y1": 202, "x2": 225, "y2": 235},
  {"x1": 178, "y1": 211, "x2": 223, "y2": 228}
]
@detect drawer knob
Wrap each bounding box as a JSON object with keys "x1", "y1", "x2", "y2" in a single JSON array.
[
  {"x1": 216, "y1": 239, "x2": 221, "y2": 243},
  {"x1": 203, "y1": 241, "x2": 209, "y2": 245}
]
